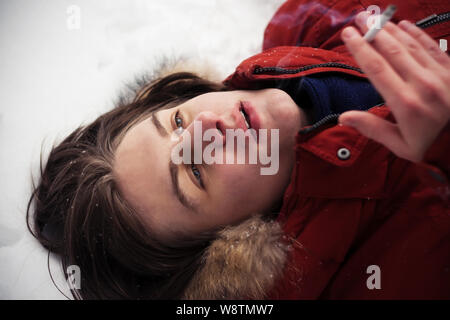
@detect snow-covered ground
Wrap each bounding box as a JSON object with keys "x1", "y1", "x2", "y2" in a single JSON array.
[{"x1": 0, "y1": 0, "x2": 284, "y2": 299}]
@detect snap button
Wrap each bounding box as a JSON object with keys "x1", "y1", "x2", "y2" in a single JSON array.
[{"x1": 337, "y1": 147, "x2": 351, "y2": 160}]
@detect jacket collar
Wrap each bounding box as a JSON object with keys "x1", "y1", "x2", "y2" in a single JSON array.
[
  {"x1": 223, "y1": 46, "x2": 366, "y2": 89},
  {"x1": 290, "y1": 105, "x2": 393, "y2": 200}
]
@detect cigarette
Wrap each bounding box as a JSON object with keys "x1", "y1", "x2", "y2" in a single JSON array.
[{"x1": 363, "y1": 4, "x2": 397, "y2": 42}]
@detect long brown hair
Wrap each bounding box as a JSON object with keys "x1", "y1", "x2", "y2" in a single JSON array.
[{"x1": 26, "y1": 67, "x2": 231, "y2": 299}]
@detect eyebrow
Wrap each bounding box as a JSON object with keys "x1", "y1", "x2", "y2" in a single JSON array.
[
  {"x1": 151, "y1": 112, "x2": 168, "y2": 137},
  {"x1": 169, "y1": 161, "x2": 198, "y2": 213},
  {"x1": 150, "y1": 112, "x2": 198, "y2": 213}
]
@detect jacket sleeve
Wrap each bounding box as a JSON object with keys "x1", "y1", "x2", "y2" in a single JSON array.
[
  {"x1": 269, "y1": 199, "x2": 365, "y2": 299},
  {"x1": 262, "y1": 0, "x2": 364, "y2": 51},
  {"x1": 414, "y1": 121, "x2": 450, "y2": 204}
]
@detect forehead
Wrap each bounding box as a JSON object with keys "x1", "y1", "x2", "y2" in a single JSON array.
[{"x1": 113, "y1": 115, "x2": 175, "y2": 231}]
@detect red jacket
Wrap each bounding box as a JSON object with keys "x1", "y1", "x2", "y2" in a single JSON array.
[{"x1": 224, "y1": 0, "x2": 450, "y2": 299}]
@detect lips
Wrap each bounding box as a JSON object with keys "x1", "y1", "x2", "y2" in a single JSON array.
[
  {"x1": 241, "y1": 100, "x2": 261, "y2": 135},
  {"x1": 232, "y1": 100, "x2": 261, "y2": 141},
  {"x1": 239, "y1": 106, "x2": 251, "y2": 129}
]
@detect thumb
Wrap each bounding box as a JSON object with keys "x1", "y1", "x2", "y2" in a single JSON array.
[{"x1": 339, "y1": 111, "x2": 409, "y2": 158}]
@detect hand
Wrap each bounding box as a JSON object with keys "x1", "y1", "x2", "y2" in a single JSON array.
[{"x1": 338, "y1": 11, "x2": 450, "y2": 163}]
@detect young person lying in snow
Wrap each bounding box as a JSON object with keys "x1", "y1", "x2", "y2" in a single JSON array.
[{"x1": 27, "y1": 0, "x2": 450, "y2": 299}]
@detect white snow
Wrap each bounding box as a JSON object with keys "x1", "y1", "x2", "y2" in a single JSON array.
[{"x1": 0, "y1": 0, "x2": 284, "y2": 299}]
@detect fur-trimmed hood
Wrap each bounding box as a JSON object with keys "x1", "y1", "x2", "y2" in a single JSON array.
[
  {"x1": 182, "y1": 215, "x2": 288, "y2": 300},
  {"x1": 160, "y1": 0, "x2": 450, "y2": 298}
]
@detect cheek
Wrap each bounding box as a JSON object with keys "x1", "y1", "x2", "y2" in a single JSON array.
[
  {"x1": 214, "y1": 163, "x2": 260, "y2": 188},
  {"x1": 209, "y1": 164, "x2": 261, "y2": 203},
  {"x1": 210, "y1": 164, "x2": 283, "y2": 209}
]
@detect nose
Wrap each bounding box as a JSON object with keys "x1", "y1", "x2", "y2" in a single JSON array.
[
  {"x1": 184, "y1": 111, "x2": 230, "y2": 147},
  {"x1": 172, "y1": 111, "x2": 227, "y2": 164}
]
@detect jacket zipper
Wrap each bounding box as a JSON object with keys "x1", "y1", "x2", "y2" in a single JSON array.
[
  {"x1": 415, "y1": 12, "x2": 450, "y2": 29},
  {"x1": 253, "y1": 61, "x2": 385, "y2": 133},
  {"x1": 254, "y1": 11, "x2": 449, "y2": 77},
  {"x1": 253, "y1": 61, "x2": 382, "y2": 133},
  {"x1": 253, "y1": 62, "x2": 363, "y2": 76},
  {"x1": 298, "y1": 103, "x2": 385, "y2": 134},
  {"x1": 298, "y1": 113, "x2": 340, "y2": 134},
  {"x1": 253, "y1": 11, "x2": 449, "y2": 133}
]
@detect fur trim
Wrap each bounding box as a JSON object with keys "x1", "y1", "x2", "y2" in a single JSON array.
[
  {"x1": 156, "y1": 56, "x2": 223, "y2": 83},
  {"x1": 182, "y1": 215, "x2": 288, "y2": 300},
  {"x1": 123, "y1": 56, "x2": 225, "y2": 104}
]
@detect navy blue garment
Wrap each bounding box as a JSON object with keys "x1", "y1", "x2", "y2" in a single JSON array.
[{"x1": 276, "y1": 73, "x2": 384, "y2": 124}]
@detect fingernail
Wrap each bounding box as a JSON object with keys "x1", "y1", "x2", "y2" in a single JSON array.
[
  {"x1": 355, "y1": 11, "x2": 369, "y2": 27},
  {"x1": 342, "y1": 27, "x2": 358, "y2": 40},
  {"x1": 340, "y1": 118, "x2": 354, "y2": 127}
]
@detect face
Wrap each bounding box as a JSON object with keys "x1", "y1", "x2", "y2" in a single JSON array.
[{"x1": 113, "y1": 88, "x2": 309, "y2": 239}]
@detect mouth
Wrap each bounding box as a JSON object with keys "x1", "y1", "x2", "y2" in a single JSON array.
[
  {"x1": 239, "y1": 101, "x2": 260, "y2": 141},
  {"x1": 239, "y1": 104, "x2": 251, "y2": 129}
]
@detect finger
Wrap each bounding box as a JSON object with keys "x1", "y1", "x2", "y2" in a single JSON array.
[
  {"x1": 398, "y1": 20, "x2": 450, "y2": 68},
  {"x1": 338, "y1": 111, "x2": 418, "y2": 161},
  {"x1": 383, "y1": 21, "x2": 442, "y2": 71},
  {"x1": 383, "y1": 22, "x2": 450, "y2": 114},
  {"x1": 354, "y1": 10, "x2": 371, "y2": 33},
  {"x1": 355, "y1": 12, "x2": 444, "y2": 71},
  {"x1": 366, "y1": 22, "x2": 424, "y2": 81},
  {"x1": 353, "y1": 20, "x2": 447, "y2": 107},
  {"x1": 341, "y1": 26, "x2": 408, "y2": 107}
]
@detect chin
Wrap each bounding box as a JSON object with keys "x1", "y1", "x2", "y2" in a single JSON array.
[{"x1": 268, "y1": 90, "x2": 300, "y2": 127}]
